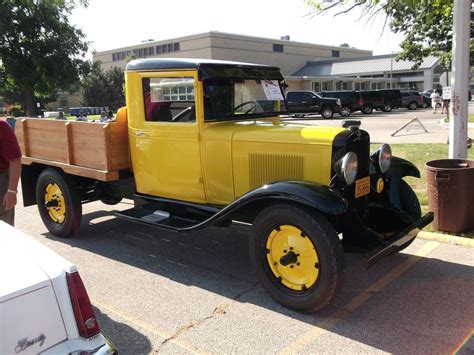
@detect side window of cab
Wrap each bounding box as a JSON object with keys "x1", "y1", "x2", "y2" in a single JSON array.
[{"x1": 142, "y1": 77, "x2": 196, "y2": 123}]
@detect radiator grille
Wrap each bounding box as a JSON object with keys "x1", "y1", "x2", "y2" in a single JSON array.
[{"x1": 249, "y1": 153, "x2": 304, "y2": 188}]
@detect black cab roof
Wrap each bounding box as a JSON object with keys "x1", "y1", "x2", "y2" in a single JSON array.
[{"x1": 126, "y1": 58, "x2": 284, "y2": 80}]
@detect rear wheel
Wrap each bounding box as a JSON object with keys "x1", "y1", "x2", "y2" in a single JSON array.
[
  {"x1": 382, "y1": 104, "x2": 392, "y2": 112},
  {"x1": 339, "y1": 106, "x2": 351, "y2": 117},
  {"x1": 321, "y1": 106, "x2": 334, "y2": 119},
  {"x1": 362, "y1": 105, "x2": 373, "y2": 114},
  {"x1": 250, "y1": 204, "x2": 345, "y2": 312},
  {"x1": 36, "y1": 168, "x2": 82, "y2": 237}
]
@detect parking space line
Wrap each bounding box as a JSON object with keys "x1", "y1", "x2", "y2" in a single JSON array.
[
  {"x1": 280, "y1": 241, "x2": 440, "y2": 354},
  {"x1": 92, "y1": 299, "x2": 206, "y2": 354}
]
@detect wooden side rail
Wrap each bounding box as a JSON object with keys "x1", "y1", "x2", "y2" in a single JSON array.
[{"x1": 15, "y1": 115, "x2": 130, "y2": 181}]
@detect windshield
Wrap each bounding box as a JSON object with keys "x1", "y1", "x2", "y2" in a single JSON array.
[{"x1": 204, "y1": 78, "x2": 288, "y2": 121}]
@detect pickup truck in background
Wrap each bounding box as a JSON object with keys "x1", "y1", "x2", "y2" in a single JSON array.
[
  {"x1": 0, "y1": 222, "x2": 116, "y2": 354},
  {"x1": 16, "y1": 58, "x2": 433, "y2": 312},
  {"x1": 286, "y1": 90, "x2": 341, "y2": 118}
]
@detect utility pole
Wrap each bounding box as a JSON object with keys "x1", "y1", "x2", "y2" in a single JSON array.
[{"x1": 449, "y1": 0, "x2": 470, "y2": 159}]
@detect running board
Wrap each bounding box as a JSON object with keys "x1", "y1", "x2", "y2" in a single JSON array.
[
  {"x1": 366, "y1": 212, "x2": 434, "y2": 268},
  {"x1": 115, "y1": 203, "x2": 216, "y2": 231}
]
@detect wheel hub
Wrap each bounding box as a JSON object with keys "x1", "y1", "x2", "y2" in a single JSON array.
[
  {"x1": 266, "y1": 225, "x2": 319, "y2": 290},
  {"x1": 44, "y1": 183, "x2": 66, "y2": 224}
]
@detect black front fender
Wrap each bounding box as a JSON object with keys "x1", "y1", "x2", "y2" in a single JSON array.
[
  {"x1": 193, "y1": 181, "x2": 348, "y2": 229},
  {"x1": 390, "y1": 156, "x2": 420, "y2": 178},
  {"x1": 236, "y1": 181, "x2": 348, "y2": 214}
]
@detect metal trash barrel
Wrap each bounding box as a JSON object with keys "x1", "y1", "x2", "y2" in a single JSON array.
[{"x1": 425, "y1": 159, "x2": 474, "y2": 233}]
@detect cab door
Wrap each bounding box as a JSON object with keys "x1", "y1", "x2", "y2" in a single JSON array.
[{"x1": 127, "y1": 71, "x2": 206, "y2": 203}]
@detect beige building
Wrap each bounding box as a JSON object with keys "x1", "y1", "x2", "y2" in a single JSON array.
[{"x1": 93, "y1": 31, "x2": 372, "y2": 76}]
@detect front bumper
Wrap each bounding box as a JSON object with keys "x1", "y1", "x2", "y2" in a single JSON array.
[{"x1": 366, "y1": 212, "x2": 434, "y2": 267}]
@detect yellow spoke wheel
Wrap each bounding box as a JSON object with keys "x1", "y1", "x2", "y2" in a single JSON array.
[
  {"x1": 44, "y1": 182, "x2": 66, "y2": 224},
  {"x1": 266, "y1": 225, "x2": 319, "y2": 291}
]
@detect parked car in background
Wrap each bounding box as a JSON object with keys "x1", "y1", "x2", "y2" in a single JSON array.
[
  {"x1": 318, "y1": 91, "x2": 363, "y2": 117},
  {"x1": 0, "y1": 222, "x2": 117, "y2": 355},
  {"x1": 286, "y1": 90, "x2": 341, "y2": 119},
  {"x1": 420, "y1": 93, "x2": 431, "y2": 108},
  {"x1": 377, "y1": 89, "x2": 402, "y2": 112},
  {"x1": 357, "y1": 90, "x2": 384, "y2": 114},
  {"x1": 401, "y1": 90, "x2": 423, "y2": 110}
]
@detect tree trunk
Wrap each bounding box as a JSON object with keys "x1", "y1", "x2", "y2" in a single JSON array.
[{"x1": 24, "y1": 88, "x2": 35, "y2": 117}]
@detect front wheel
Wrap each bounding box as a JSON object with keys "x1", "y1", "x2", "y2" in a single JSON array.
[
  {"x1": 321, "y1": 106, "x2": 334, "y2": 119},
  {"x1": 250, "y1": 204, "x2": 345, "y2": 312},
  {"x1": 339, "y1": 106, "x2": 351, "y2": 117},
  {"x1": 408, "y1": 102, "x2": 418, "y2": 110},
  {"x1": 36, "y1": 168, "x2": 82, "y2": 237},
  {"x1": 382, "y1": 104, "x2": 392, "y2": 112}
]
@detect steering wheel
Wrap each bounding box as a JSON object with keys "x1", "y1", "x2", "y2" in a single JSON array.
[
  {"x1": 233, "y1": 101, "x2": 257, "y2": 114},
  {"x1": 172, "y1": 106, "x2": 194, "y2": 122}
]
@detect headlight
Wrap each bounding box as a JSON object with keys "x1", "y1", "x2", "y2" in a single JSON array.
[
  {"x1": 377, "y1": 144, "x2": 392, "y2": 173},
  {"x1": 335, "y1": 152, "x2": 358, "y2": 185}
]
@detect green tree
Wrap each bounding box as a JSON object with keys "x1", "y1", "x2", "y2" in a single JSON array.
[
  {"x1": 339, "y1": 43, "x2": 351, "y2": 47},
  {"x1": 0, "y1": 0, "x2": 89, "y2": 116},
  {"x1": 305, "y1": 0, "x2": 473, "y2": 69},
  {"x1": 81, "y1": 62, "x2": 125, "y2": 110}
]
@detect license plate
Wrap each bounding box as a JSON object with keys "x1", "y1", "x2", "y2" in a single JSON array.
[{"x1": 355, "y1": 176, "x2": 370, "y2": 198}]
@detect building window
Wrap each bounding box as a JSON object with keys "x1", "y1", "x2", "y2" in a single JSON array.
[
  {"x1": 273, "y1": 44, "x2": 284, "y2": 52},
  {"x1": 335, "y1": 82, "x2": 348, "y2": 90},
  {"x1": 332, "y1": 50, "x2": 340, "y2": 58},
  {"x1": 174, "y1": 43, "x2": 180, "y2": 51},
  {"x1": 156, "y1": 46, "x2": 162, "y2": 54},
  {"x1": 321, "y1": 82, "x2": 331, "y2": 91},
  {"x1": 312, "y1": 82, "x2": 321, "y2": 92}
]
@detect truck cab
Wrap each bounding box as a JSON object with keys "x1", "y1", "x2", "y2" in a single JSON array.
[{"x1": 18, "y1": 58, "x2": 433, "y2": 313}]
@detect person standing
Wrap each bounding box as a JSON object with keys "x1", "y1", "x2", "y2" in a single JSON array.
[
  {"x1": 0, "y1": 120, "x2": 22, "y2": 226},
  {"x1": 430, "y1": 91, "x2": 441, "y2": 113}
]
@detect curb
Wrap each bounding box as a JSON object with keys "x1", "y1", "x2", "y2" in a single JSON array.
[{"x1": 418, "y1": 231, "x2": 474, "y2": 248}]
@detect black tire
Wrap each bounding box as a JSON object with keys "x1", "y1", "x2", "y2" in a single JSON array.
[
  {"x1": 390, "y1": 180, "x2": 422, "y2": 253},
  {"x1": 36, "y1": 168, "x2": 82, "y2": 238},
  {"x1": 382, "y1": 104, "x2": 392, "y2": 112},
  {"x1": 362, "y1": 105, "x2": 373, "y2": 114},
  {"x1": 408, "y1": 102, "x2": 418, "y2": 110},
  {"x1": 321, "y1": 106, "x2": 334, "y2": 119},
  {"x1": 250, "y1": 204, "x2": 345, "y2": 312},
  {"x1": 100, "y1": 196, "x2": 122, "y2": 205},
  {"x1": 339, "y1": 106, "x2": 351, "y2": 117}
]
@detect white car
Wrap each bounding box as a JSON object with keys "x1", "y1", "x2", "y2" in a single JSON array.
[{"x1": 0, "y1": 222, "x2": 117, "y2": 354}]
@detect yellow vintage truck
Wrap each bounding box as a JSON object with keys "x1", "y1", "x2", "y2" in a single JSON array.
[{"x1": 17, "y1": 58, "x2": 433, "y2": 312}]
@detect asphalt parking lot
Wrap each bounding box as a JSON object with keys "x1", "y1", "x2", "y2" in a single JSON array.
[
  {"x1": 15, "y1": 187, "x2": 474, "y2": 354},
  {"x1": 290, "y1": 104, "x2": 474, "y2": 144},
  {"x1": 9, "y1": 106, "x2": 474, "y2": 354}
]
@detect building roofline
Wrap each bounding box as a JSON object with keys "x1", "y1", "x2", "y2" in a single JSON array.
[{"x1": 94, "y1": 31, "x2": 372, "y2": 55}]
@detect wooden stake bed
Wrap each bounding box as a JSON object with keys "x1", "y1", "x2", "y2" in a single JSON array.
[{"x1": 15, "y1": 115, "x2": 131, "y2": 181}]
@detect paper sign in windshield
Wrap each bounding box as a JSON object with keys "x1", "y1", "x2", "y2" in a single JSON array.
[{"x1": 262, "y1": 80, "x2": 284, "y2": 100}]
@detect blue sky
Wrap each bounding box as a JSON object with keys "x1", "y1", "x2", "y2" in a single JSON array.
[{"x1": 71, "y1": 0, "x2": 404, "y2": 57}]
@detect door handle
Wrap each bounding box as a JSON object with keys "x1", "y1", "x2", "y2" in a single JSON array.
[{"x1": 135, "y1": 131, "x2": 145, "y2": 137}]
